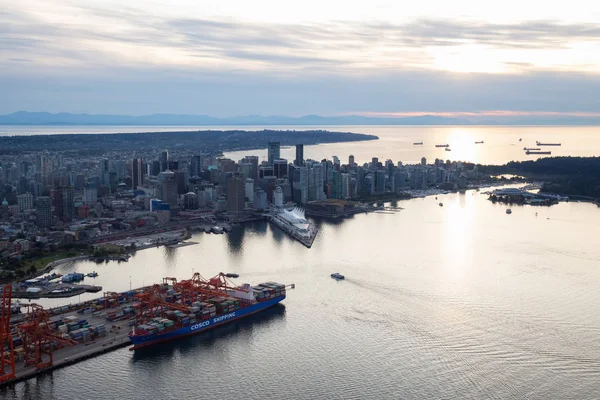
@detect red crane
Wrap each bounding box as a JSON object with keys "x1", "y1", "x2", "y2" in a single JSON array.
[
  {"x1": 18, "y1": 304, "x2": 78, "y2": 370},
  {"x1": 0, "y1": 285, "x2": 16, "y2": 383},
  {"x1": 133, "y1": 284, "x2": 190, "y2": 325}
]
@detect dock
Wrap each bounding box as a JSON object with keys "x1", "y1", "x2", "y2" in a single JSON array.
[
  {"x1": 12, "y1": 283, "x2": 103, "y2": 299},
  {"x1": 2, "y1": 297, "x2": 136, "y2": 387},
  {"x1": 166, "y1": 241, "x2": 199, "y2": 249}
]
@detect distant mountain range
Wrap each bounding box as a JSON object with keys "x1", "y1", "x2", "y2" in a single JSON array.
[{"x1": 1, "y1": 111, "x2": 599, "y2": 126}]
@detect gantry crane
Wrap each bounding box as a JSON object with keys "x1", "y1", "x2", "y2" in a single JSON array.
[
  {"x1": 0, "y1": 285, "x2": 16, "y2": 383},
  {"x1": 18, "y1": 304, "x2": 78, "y2": 370}
]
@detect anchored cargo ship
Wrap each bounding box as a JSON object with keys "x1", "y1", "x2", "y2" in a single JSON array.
[
  {"x1": 129, "y1": 277, "x2": 288, "y2": 349},
  {"x1": 435, "y1": 144, "x2": 449, "y2": 148},
  {"x1": 536, "y1": 141, "x2": 561, "y2": 146}
]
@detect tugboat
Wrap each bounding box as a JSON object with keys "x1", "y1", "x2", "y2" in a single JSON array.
[
  {"x1": 87, "y1": 271, "x2": 98, "y2": 278},
  {"x1": 506, "y1": 209, "x2": 512, "y2": 214},
  {"x1": 225, "y1": 273, "x2": 239, "y2": 278},
  {"x1": 330, "y1": 273, "x2": 345, "y2": 280},
  {"x1": 439, "y1": 202, "x2": 444, "y2": 207}
]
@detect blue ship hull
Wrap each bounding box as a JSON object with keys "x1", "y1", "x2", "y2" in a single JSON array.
[{"x1": 129, "y1": 296, "x2": 285, "y2": 349}]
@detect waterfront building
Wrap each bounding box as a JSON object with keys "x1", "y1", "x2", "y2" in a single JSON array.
[
  {"x1": 245, "y1": 178, "x2": 254, "y2": 201},
  {"x1": 254, "y1": 189, "x2": 267, "y2": 210},
  {"x1": 226, "y1": 175, "x2": 245, "y2": 214},
  {"x1": 274, "y1": 186, "x2": 284, "y2": 208},
  {"x1": 375, "y1": 170, "x2": 386, "y2": 193},
  {"x1": 35, "y1": 196, "x2": 52, "y2": 228},
  {"x1": 160, "y1": 170, "x2": 179, "y2": 207},
  {"x1": 341, "y1": 173, "x2": 350, "y2": 199},
  {"x1": 267, "y1": 142, "x2": 280, "y2": 165},
  {"x1": 295, "y1": 144, "x2": 304, "y2": 166}
]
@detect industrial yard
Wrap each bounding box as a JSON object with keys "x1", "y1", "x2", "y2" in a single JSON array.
[{"x1": 0, "y1": 273, "x2": 290, "y2": 387}]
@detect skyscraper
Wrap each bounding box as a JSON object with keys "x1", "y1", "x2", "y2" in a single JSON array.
[
  {"x1": 295, "y1": 144, "x2": 304, "y2": 166},
  {"x1": 267, "y1": 142, "x2": 280, "y2": 165},
  {"x1": 132, "y1": 158, "x2": 143, "y2": 190},
  {"x1": 226, "y1": 175, "x2": 245, "y2": 214},
  {"x1": 36, "y1": 196, "x2": 52, "y2": 228},
  {"x1": 160, "y1": 149, "x2": 169, "y2": 172},
  {"x1": 348, "y1": 155, "x2": 355, "y2": 167},
  {"x1": 273, "y1": 159, "x2": 288, "y2": 179},
  {"x1": 61, "y1": 187, "x2": 74, "y2": 222}
]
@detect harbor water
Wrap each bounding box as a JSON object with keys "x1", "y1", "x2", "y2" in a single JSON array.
[{"x1": 3, "y1": 189, "x2": 600, "y2": 399}]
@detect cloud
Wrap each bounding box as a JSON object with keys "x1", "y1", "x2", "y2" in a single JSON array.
[{"x1": 2, "y1": 4, "x2": 600, "y2": 75}]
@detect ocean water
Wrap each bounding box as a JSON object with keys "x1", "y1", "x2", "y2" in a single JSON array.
[
  {"x1": 3, "y1": 189, "x2": 600, "y2": 399},
  {"x1": 1, "y1": 124, "x2": 599, "y2": 164}
]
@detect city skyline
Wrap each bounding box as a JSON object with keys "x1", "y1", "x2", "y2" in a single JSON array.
[{"x1": 2, "y1": 1, "x2": 600, "y2": 117}]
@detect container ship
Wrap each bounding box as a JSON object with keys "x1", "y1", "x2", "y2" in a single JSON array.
[
  {"x1": 129, "y1": 274, "x2": 289, "y2": 349},
  {"x1": 435, "y1": 144, "x2": 449, "y2": 148},
  {"x1": 536, "y1": 141, "x2": 561, "y2": 146},
  {"x1": 526, "y1": 150, "x2": 551, "y2": 155}
]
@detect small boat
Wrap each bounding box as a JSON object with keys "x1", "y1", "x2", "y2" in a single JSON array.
[
  {"x1": 87, "y1": 271, "x2": 98, "y2": 277},
  {"x1": 225, "y1": 273, "x2": 239, "y2": 278},
  {"x1": 475, "y1": 141, "x2": 484, "y2": 144},
  {"x1": 519, "y1": 138, "x2": 522, "y2": 141},
  {"x1": 439, "y1": 202, "x2": 443, "y2": 207},
  {"x1": 445, "y1": 148, "x2": 451, "y2": 151},
  {"x1": 413, "y1": 142, "x2": 423, "y2": 145},
  {"x1": 506, "y1": 209, "x2": 512, "y2": 214},
  {"x1": 331, "y1": 273, "x2": 345, "y2": 280}
]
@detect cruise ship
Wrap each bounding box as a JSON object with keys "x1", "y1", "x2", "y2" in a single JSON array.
[{"x1": 270, "y1": 207, "x2": 318, "y2": 247}]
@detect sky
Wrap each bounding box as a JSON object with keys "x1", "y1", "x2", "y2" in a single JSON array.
[{"x1": 2, "y1": 0, "x2": 600, "y2": 118}]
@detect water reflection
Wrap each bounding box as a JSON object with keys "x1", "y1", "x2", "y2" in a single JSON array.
[{"x1": 226, "y1": 226, "x2": 244, "y2": 254}]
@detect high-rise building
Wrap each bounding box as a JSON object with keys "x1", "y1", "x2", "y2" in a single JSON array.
[
  {"x1": 83, "y1": 187, "x2": 97, "y2": 205},
  {"x1": 132, "y1": 158, "x2": 143, "y2": 190},
  {"x1": 36, "y1": 196, "x2": 52, "y2": 228},
  {"x1": 341, "y1": 173, "x2": 350, "y2": 199},
  {"x1": 421, "y1": 157, "x2": 427, "y2": 166},
  {"x1": 61, "y1": 187, "x2": 74, "y2": 222},
  {"x1": 160, "y1": 170, "x2": 179, "y2": 207},
  {"x1": 190, "y1": 155, "x2": 202, "y2": 177},
  {"x1": 17, "y1": 193, "x2": 34, "y2": 212},
  {"x1": 295, "y1": 144, "x2": 304, "y2": 166},
  {"x1": 226, "y1": 175, "x2": 245, "y2": 214},
  {"x1": 245, "y1": 178, "x2": 254, "y2": 200},
  {"x1": 267, "y1": 142, "x2": 280, "y2": 165},
  {"x1": 273, "y1": 159, "x2": 288, "y2": 179},
  {"x1": 348, "y1": 155, "x2": 355, "y2": 167},
  {"x1": 160, "y1": 150, "x2": 169, "y2": 172},
  {"x1": 241, "y1": 156, "x2": 259, "y2": 180},
  {"x1": 100, "y1": 159, "x2": 110, "y2": 185}
]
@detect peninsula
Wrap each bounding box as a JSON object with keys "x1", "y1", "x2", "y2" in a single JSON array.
[{"x1": 0, "y1": 129, "x2": 378, "y2": 154}]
